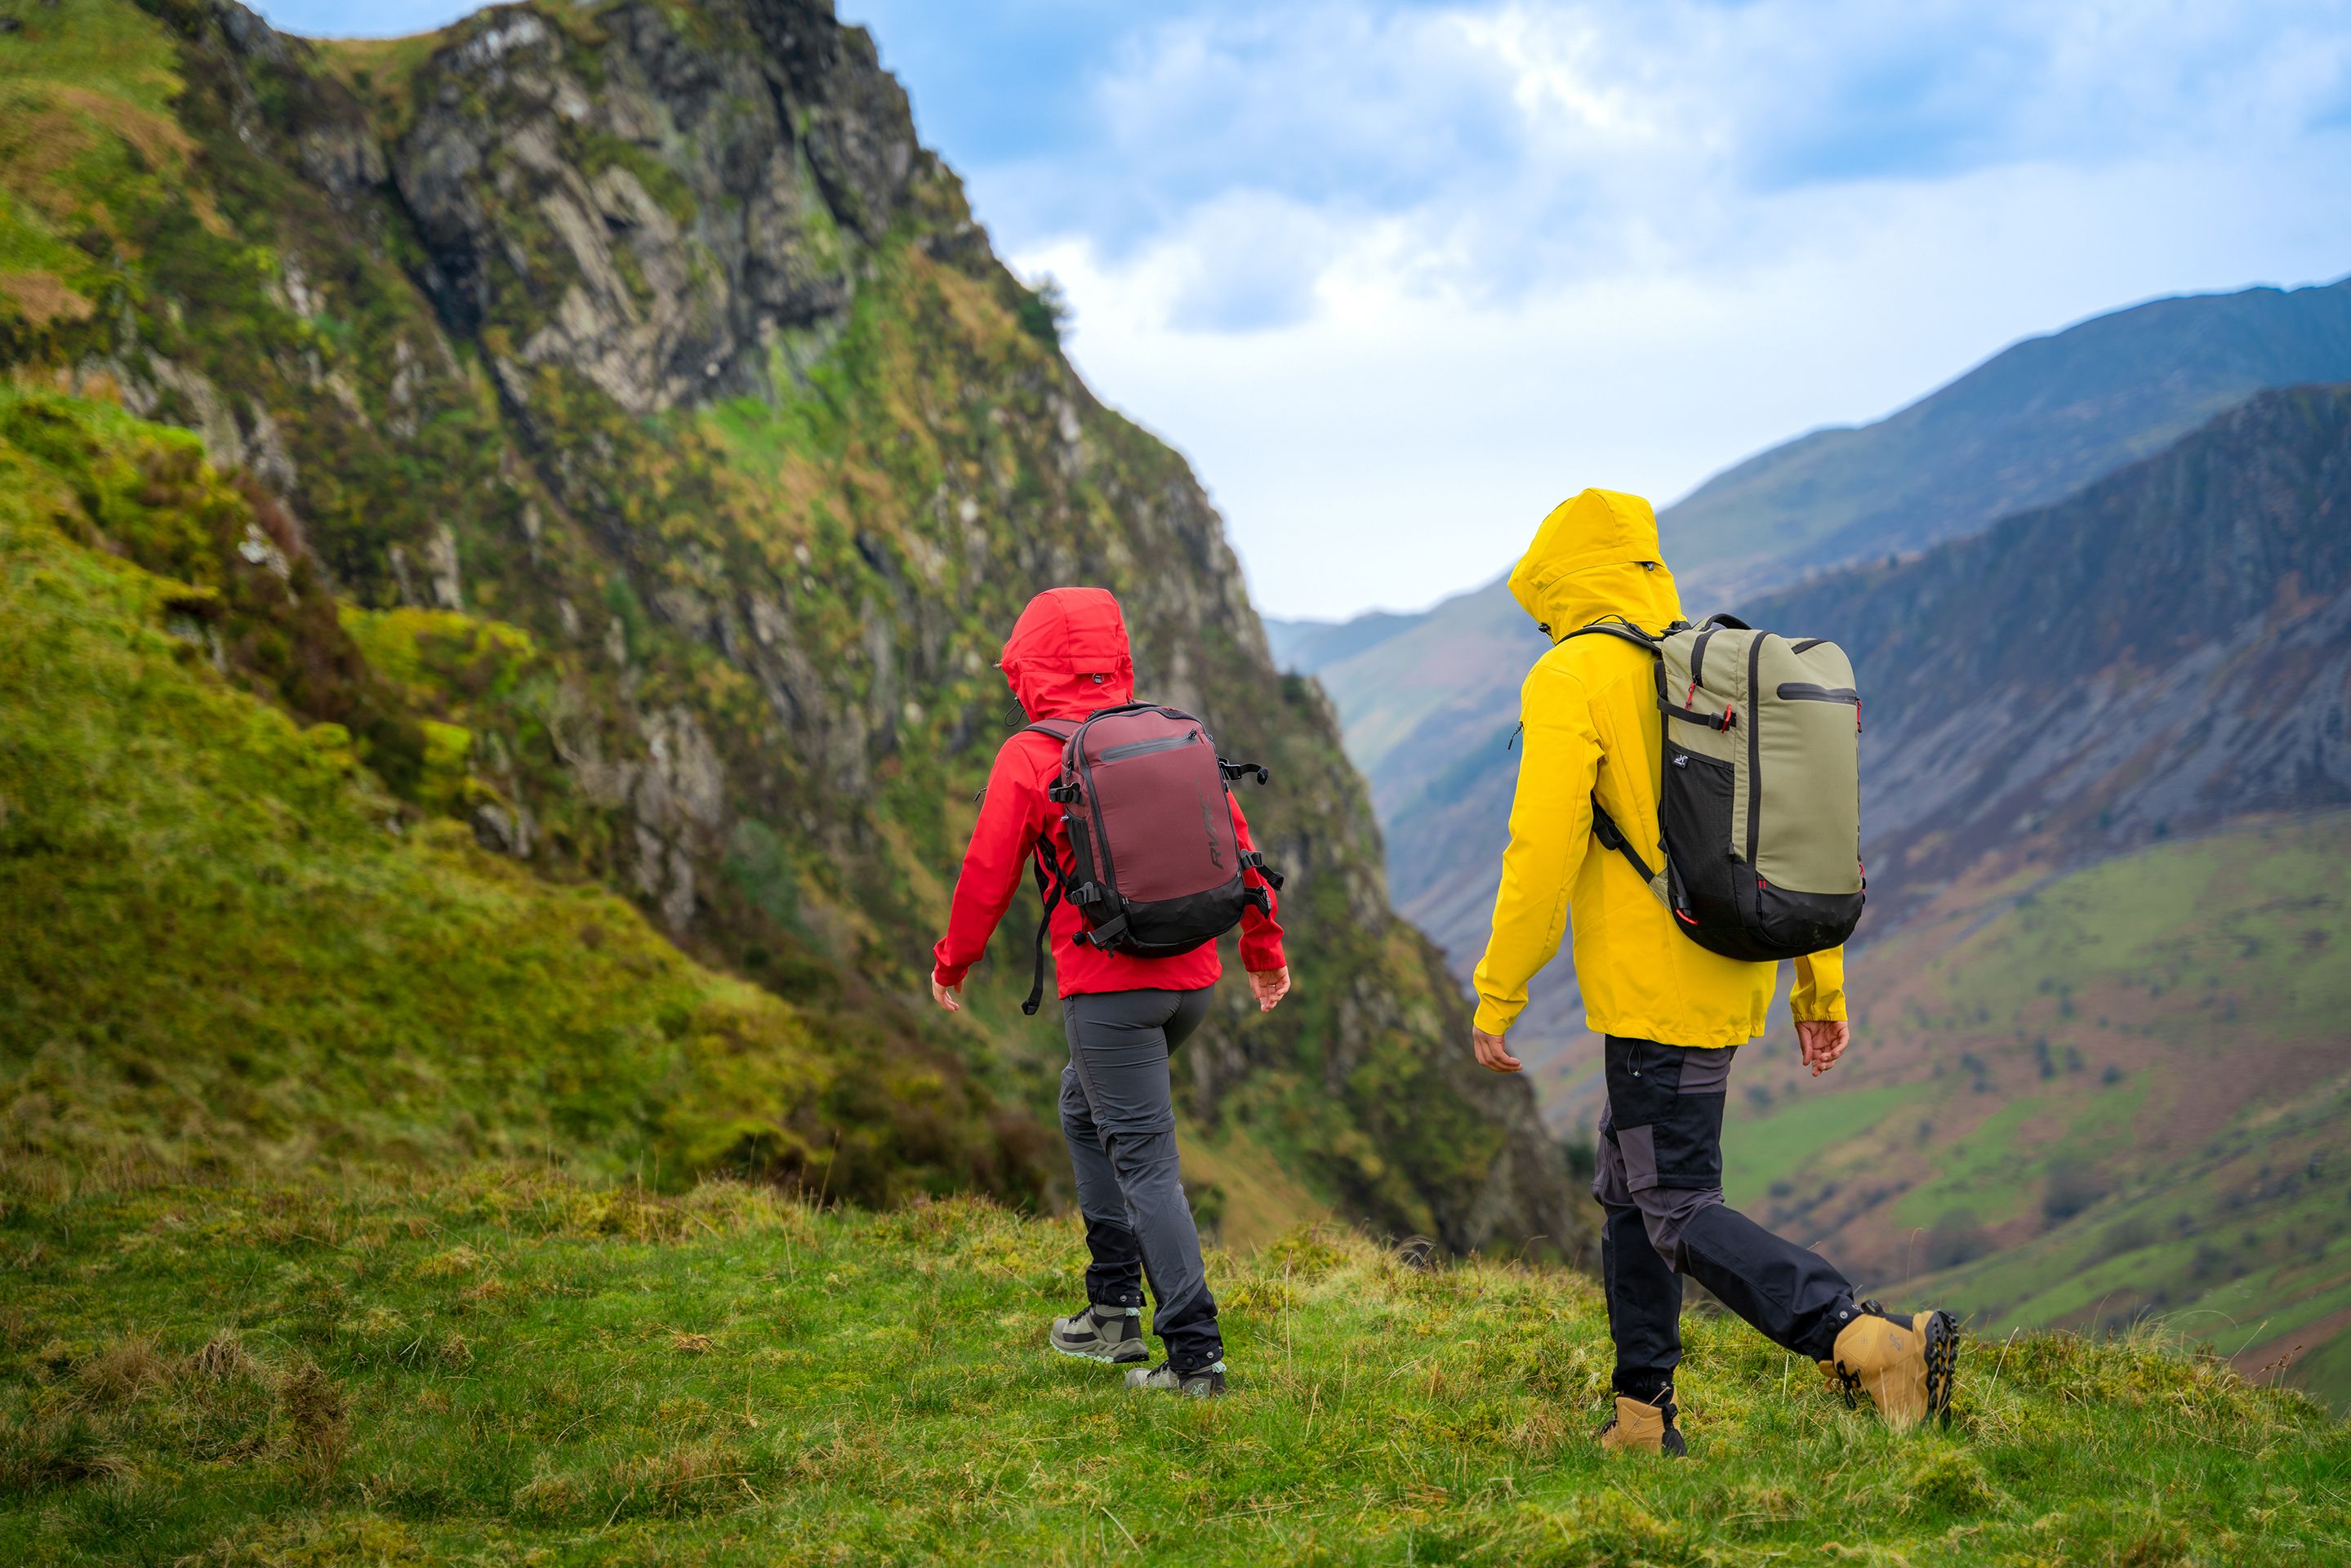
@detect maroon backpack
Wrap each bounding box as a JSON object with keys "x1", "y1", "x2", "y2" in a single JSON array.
[{"x1": 1019, "y1": 703, "x2": 1283, "y2": 1013}]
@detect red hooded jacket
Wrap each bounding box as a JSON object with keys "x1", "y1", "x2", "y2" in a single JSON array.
[{"x1": 931, "y1": 588, "x2": 1286, "y2": 997}]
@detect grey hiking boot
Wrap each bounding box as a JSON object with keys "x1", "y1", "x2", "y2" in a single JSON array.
[
  {"x1": 1124, "y1": 1360, "x2": 1227, "y2": 1396},
  {"x1": 1049, "y1": 1303, "x2": 1147, "y2": 1365}
]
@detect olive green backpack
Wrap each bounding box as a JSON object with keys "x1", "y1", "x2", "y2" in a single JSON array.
[{"x1": 1569, "y1": 612, "x2": 1863, "y2": 960}]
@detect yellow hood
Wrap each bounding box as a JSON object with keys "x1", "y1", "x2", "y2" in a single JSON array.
[{"x1": 1507, "y1": 488, "x2": 1684, "y2": 640}]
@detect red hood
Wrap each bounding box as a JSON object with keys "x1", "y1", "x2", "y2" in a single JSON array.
[{"x1": 1001, "y1": 587, "x2": 1135, "y2": 721}]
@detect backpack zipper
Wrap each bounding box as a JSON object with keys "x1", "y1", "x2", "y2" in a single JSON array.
[
  {"x1": 1097, "y1": 731, "x2": 1200, "y2": 762},
  {"x1": 1745, "y1": 635, "x2": 1764, "y2": 866},
  {"x1": 1775, "y1": 683, "x2": 1859, "y2": 704}
]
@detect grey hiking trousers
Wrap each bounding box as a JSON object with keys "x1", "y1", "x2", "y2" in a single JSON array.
[{"x1": 1060, "y1": 987, "x2": 1221, "y2": 1372}]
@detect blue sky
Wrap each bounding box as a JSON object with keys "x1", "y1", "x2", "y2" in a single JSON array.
[{"x1": 258, "y1": 1, "x2": 2351, "y2": 619}]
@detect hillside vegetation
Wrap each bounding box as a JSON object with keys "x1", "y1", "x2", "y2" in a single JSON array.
[
  {"x1": 0, "y1": 385, "x2": 1026, "y2": 1202},
  {"x1": 0, "y1": 0, "x2": 1578, "y2": 1253},
  {"x1": 4, "y1": 1159, "x2": 2346, "y2": 1566}
]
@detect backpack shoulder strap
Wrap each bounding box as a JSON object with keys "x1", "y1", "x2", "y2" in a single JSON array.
[
  {"x1": 1557, "y1": 618, "x2": 1681, "y2": 906},
  {"x1": 1020, "y1": 853, "x2": 1065, "y2": 1017},
  {"x1": 1590, "y1": 800, "x2": 1671, "y2": 909},
  {"x1": 1012, "y1": 719, "x2": 1082, "y2": 1017},
  {"x1": 1561, "y1": 616, "x2": 1682, "y2": 653}
]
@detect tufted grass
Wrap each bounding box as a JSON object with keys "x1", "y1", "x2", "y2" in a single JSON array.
[{"x1": 1, "y1": 1161, "x2": 2344, "y2": 1566}]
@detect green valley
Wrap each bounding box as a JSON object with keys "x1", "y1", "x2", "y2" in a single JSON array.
[{"x1": 1719, "y1": 814, "x2": 2351, "y2": 1407}]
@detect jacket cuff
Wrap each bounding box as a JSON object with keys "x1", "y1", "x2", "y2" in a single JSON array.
[
  {"x1": 1789, "y1": 993, "x2": 1846, "y2": 1023},
  {"x1": 933, "y1": 959, "x2": 973, "y2": 988},
  {"x1": 1240, "y1": 936, "x2": 1287, "y2": 974},
  {"x1": 1472, "y1": 998, "x2": 1518, "y2": 1036}
]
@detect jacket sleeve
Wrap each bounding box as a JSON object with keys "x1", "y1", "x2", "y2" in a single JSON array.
[
  {"x1": 1472, "y1": 663, "x2": 1598, "y2": 1036},
  {"x1": 1791, "y1": 947, "x2": 1847, "y2": 1023},
  {"x1": 932, "y1": 739, "x2": 1049, "y2": 987},
  {"x1": 1228, "y1": 793, "x2": 1288, "y2": 973}
]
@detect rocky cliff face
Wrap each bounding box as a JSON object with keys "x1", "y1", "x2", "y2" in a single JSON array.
[{"x1": 0, "y1": 0, "x2": 1581, "y2": 1255}]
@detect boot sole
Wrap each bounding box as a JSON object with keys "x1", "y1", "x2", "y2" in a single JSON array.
[
  {"x1": 1049, "y1": 1339, "x2": 1149, "y2": 1365},
  {"x1": 1921, "y1": 1311, "x2": 1959, "y2": 1427}
]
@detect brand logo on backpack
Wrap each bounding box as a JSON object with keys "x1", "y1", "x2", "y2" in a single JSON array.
[{"x1": 1201, "y1": 799, "x2": 1225, "y2": 870}]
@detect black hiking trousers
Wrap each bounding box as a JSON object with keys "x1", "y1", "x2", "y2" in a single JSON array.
[
  {"x1": 1594, "y1": 1036, "x2": 1866, "y2": 1403},
  {"x1": 1060, "y1": 987, "x2": 1222, "y2": 1373}
]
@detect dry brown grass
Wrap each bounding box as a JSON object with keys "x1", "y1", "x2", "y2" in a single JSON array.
[{"x1": 0, "y1": 271, "x2": 95, "y2": 325}]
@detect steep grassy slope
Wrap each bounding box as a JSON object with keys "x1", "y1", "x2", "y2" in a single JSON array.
[
  {"x1": 4, "y1": 1160, "x2": 2344, "y2": 1566},
  {"x1": 0, "y1": 385, "x2": 1029, "y2": 1202},
  {"x1": 1699, "y1": 814, "x2": 2351, "y2": 1410},
  {"x1": 0, "y1": 0, "x2": 1578, "y2": 1254}
]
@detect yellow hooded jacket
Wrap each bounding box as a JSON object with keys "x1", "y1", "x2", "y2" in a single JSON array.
[{"x1": 1470, "y1": 489, "x2": 1846, "y2": 1046}]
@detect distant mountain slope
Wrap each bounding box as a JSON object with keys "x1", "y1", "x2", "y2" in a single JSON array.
[
  {"x1": 1720, "y1": 812, "x2": 2351, "y2": 1413},
  {"x1": 1262, "y1": 611, "x2": 1417, "y2": 678},
  {"x1": 1764, "y1": 380, "x2": 2351, "y2": 927},
  {"x1": 1667, "y1": 277, "x2": 2351, "y2": 592}
]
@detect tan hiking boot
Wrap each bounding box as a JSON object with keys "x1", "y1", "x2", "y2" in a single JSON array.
[
  {"x1": 1825, "y1": 1303, "x2": 1958, "y2": 1430},
  {"x1": 1599, "y1": 1392, "x2": 1687, "y2": 1456}
]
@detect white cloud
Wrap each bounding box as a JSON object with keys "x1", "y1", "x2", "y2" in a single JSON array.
[{"x1": 960, "y1": 1, "x2": 2351, "y2": 617}]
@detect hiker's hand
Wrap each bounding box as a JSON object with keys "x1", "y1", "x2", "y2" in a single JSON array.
[
  {"x1": 930, "y1": 975, "x2": 962, "y2": 1013},
  {"x1": 1248, "y1": 966, "x2": 1291, "y2": 1013},
  {"x1": 1797, "y1": 1019, "x2": 1849, "y2": 1076},
  {"x1": 1473, "y1": 1027, "x2": 1521, "y2": 1074}
]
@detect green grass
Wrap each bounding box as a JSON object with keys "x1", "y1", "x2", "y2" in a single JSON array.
[
  {"x1": 1886, "y1": 1073, "x2": 2150, "y2": 1233},
  {"x1": 2, "y1": 1160, "x2": 2344, "y2": 1567},
  {"x1": 1723, "y1": 1083, "x2": 1919, "y2": 1210}
]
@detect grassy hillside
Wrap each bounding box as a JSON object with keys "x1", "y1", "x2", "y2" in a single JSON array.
[
  {"x1": 1704, "y1": 814, "x2": 2351, "y2": 1410},
  {"x1": 4, "y1": 1160, "x2": 2344, "y2": 1566},
  {"x1": 0, "y1": 385, "x2": 1030, "y2": 1203}
]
